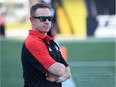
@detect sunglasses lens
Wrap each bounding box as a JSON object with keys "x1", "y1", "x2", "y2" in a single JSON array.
[
  {"x1": 40, "y1": 17, "x2": 47, "y2": 22},
  {"x1": 48, "y1": 16, "x2": 53, "y2": 21}
]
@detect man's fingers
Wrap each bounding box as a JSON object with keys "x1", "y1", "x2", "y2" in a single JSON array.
[{"x1": 46, "y1": 77, "x2": 56, "y2": 82}]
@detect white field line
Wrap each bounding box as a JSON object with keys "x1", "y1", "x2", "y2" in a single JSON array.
[
  {"x1": 56, "y1": 37, "x2": 116, "y2": 43},
  {"x1": 57, "y1": 39, "x2": 115, "y2": 44},
  {"x1": 69, "y1": 61, "x2": 116, "y2": 67}
]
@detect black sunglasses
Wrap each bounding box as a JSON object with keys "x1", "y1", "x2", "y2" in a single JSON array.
[{"x1": 32, "y1": 16, "x2": 53, "y2": 22}]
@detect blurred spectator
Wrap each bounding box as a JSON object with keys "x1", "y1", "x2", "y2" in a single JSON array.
[
  {"x1": 0, "y1": 13, "x2": 5, "y2": 37},
  {"x1": 47, "y1": 24, "x2": 57, "y2": 38},
  {"x1": 51, "y1": 0, "x2": 62, "y2": 34}
]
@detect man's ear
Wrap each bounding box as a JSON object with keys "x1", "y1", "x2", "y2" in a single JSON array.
[{"x1": 30, "y1": 17, "x2": 34, "y2": 22}]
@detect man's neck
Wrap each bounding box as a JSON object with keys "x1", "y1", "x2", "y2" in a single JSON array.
[{"x1": 32, "y1": 29, "x2": 47, "y2": 35}]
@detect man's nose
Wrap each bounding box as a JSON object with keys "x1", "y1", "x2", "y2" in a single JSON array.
[{"x1": 45, "y1": 19, "x2": 50, "y2": 23}]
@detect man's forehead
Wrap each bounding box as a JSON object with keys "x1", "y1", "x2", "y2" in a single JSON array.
[{"x1": 35, "y1": 8, "x2": 51, "y2": 16}]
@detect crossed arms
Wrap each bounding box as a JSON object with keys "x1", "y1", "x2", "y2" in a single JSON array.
[{"x1": 46, "y1": 62, "x2": 71, "y2": 83}]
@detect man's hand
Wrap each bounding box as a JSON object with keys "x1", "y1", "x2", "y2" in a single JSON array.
[
  {"x1": 56, "y1": 66, "x2": 71, "y2": 83},
  {"x1": 46, "y1": 66, "x2": 71, "y2": 83},
  {"x1": 45, "y1": 72, "x2": 59, "y2": 82}
]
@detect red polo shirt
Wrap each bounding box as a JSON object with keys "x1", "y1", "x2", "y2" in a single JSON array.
[
  {"x1": 25, "y1": 30, "x2": 56, "y2": 70},
  {"x1": 21, "y1": 29, "x2": 69, "y2": 87}
]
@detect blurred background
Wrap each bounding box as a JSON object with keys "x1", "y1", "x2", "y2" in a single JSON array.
[{"x1": 0, "y1": 0, "x2": 115, "y2": 87}]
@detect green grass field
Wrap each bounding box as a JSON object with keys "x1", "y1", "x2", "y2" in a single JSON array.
[
  {"x1": 58, "y1": 38, "x2": 115, "y2": 87},
  {"x1": 0, "y1": 38, "x2": 115, "y2": 87},
  {"x1": 1, "y1": 39, "x2": 24, "y2": 87}
]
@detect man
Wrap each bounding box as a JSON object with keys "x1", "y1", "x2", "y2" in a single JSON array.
[
  {"x1": 0, "y1": 13, "x2": 5, "y2": 37},
  {"x1": 21, "y1": 3, "x2": 71, "y2": 87}
]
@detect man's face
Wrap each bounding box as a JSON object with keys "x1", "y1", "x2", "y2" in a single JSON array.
[{"x1": 31, "y1": 8, "x2": 52, "y2": 34}]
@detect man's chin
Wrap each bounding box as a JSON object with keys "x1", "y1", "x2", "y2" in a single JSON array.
[{"x1": 41, "y1": 31, "x2": 49, "y2": 34}]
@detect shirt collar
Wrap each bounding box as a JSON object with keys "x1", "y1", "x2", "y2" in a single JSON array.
[{"x1": 29, "y1": 30, "x2": 54, "y2": 41}]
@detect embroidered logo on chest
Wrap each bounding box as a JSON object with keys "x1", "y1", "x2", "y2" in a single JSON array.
[
  {"x1": 48, "y1": 47, "x2": 52, "y2": 51},
  {"x1": 55, "y1": 45, "x2": 59, "y2": 51}
]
